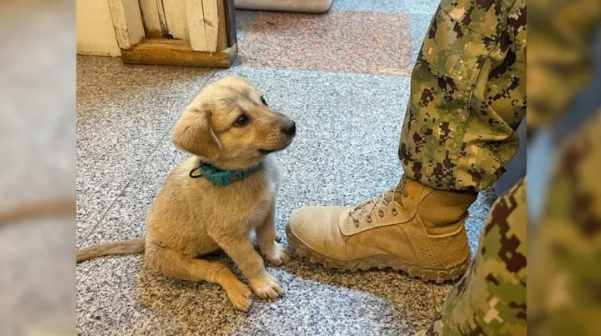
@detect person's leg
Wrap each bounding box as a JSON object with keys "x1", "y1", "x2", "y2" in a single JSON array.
[
  {"x1": 287, "y1": 0, "x2": 526, "y2": 282},
  {"x1": 415, "y1": 178, "x2": 526, "y2": 336},
  {"x1": 400, "y1": 0, "x2": 526, "y2": 191},
  {"x1": 529, "y1": 109, "x2": 601, "y2": 336}
]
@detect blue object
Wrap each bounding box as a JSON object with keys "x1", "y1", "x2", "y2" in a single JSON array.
[{"x1": 189, "y1": 161, "x2": 263, "y2": 186}]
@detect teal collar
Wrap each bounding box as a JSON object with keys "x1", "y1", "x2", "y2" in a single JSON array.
[{"x1": 189, "y1": 161, "x2": 263, "y2": 186}]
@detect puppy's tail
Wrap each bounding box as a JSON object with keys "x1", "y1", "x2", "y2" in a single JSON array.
[
  {"x1": 76, "y1": 236, "x2": 145, "y2": 263},
  {"x1": 0, "y1": 197, "x2": 75, "y2": 226}
]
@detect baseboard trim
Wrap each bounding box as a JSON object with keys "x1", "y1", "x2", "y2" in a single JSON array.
[{"x1": 121, "y1": 39, "x2": 237, "y2": 68}]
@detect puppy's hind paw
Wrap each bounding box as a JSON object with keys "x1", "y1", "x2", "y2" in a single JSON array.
[
  {"x1": 262, "y1": 242, "x2": 291, "y2": 266},
  {"x1": 226, "y1": 283, "x2": 252, "y2": 312}
]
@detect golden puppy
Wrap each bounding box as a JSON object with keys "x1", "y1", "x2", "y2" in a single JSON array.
[{"x1": 77, "y1": 76, "x2": 296, "y2": 311}]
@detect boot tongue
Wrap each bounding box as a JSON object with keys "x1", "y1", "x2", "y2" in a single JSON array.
[
  {"x1": 379, "y1": 189, "x2": 404, "y2": 207},
  {"x1": 391, "y1": 189, "x2": 408, "y2": 206},
  {"x1": 391, "y1": 176, "x2": 412, "y2": 205},
  {"x1": 392, "y1": 192, "x2": 404, "y2": 205},
  {"x1": 379, "y1": 190, "x2": 397, "y2": 204}
]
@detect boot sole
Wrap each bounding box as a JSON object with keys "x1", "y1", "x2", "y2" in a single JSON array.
[{"x1": 286, "y1": 225, "x2": 469, "y2": 284}]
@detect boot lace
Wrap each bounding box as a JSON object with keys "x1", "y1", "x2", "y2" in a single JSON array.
[{"x1": 348, "y1": 181, "x2": 409, "y2": 228}]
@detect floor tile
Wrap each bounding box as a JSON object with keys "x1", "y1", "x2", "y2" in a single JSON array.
[
  {"x1": 409, "y1": 13, "x2": 433, "y2": 62},
  {"x1": 81, "y1": 138, "x2": 187, "y2": 246},
  {"x1": 238, "y1": 11, "x2": 412, "y2": 75},
  {"x1": 331, "y1": 0, "x2": 406, "y2": 13},
  {"x1": 466, "y1": 188, "x2": 497, "y2": 254},
  {"x1": 403, "y1": 0, "x2": 440, "y2": 15},
  {"x1": 235, "y1": 9, "x2": 258, "y2": 40}
]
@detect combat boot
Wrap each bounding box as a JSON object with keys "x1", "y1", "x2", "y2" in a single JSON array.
[{"x1": 286, "y1": 176, "x2": 477, "y2": 283}]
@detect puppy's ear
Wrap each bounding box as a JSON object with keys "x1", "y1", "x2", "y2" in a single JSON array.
[{"x1": 172, "y1": 108, "x2": 221, "y2": 160}]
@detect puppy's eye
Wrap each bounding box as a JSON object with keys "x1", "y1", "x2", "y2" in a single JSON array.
[
  {"x1": 235, "y1": 114, "x2": 250, "y2": 126},
  {"x1": 260, "y1": 95, "x2": 268, "y2": 106}
]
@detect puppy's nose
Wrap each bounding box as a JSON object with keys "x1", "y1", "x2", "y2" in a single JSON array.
[{"x1": 282, "y1": 121, "x2": 296, "y2": 136}]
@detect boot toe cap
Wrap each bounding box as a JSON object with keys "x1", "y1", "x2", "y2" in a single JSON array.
[{"x1": 286, "y1": 206, "x2": 350, "y2": 260}]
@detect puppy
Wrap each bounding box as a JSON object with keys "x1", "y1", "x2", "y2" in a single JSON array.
[{"x1": 77, "y1": 76, "x2": 296, "y2": 311}]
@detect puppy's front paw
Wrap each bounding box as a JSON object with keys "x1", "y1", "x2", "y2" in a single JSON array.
[
  {"x1": 225, "y1": 282, "x2": 252, "y2": 312},
  {"x1": 249, "y1": 272, "x2": 284, "y2": 300},
  {"x1": 262, "y1": 242, "x2": 291, "y2": 266}
]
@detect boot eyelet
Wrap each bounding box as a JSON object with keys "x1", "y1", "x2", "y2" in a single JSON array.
[
  {"x1": 366, "y1": 215, "x2": 372, "y2": 223},
  {"x1": 353, "y1": 218, "x2": 360, "y2": 227},
  {"x1": 391, "y1": 208, "x2": 398, "y2": 216},
  {"x1": 402, "y1": 190, "x2": 409, "y2": 197},
  {"x1": 378, "y1": 209, "x2": 384, "y2": 217}
]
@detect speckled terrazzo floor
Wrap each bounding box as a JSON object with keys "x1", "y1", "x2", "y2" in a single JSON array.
[
  {"x1": 238, "y1": 11, "x2": 412, "y2": 75},
  {"x1": 76, "y1": 1, "x2": 497, "y2": 335}
]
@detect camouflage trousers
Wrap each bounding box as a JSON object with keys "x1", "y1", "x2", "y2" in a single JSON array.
[
  {"x1": 399, "y1": 0, "x2": 527, "y2": 192},
  {"x1": 402, "y1": 0, "x2": 528, "y2": 335}
]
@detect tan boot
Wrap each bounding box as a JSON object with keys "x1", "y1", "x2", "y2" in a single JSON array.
[{"x1": 286, "y1": 177, "x2": 477, "y2": 283}]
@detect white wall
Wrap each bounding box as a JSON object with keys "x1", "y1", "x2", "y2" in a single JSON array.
[{"x1": 76, "y1": 0, "x2": 121, "y2": 56}]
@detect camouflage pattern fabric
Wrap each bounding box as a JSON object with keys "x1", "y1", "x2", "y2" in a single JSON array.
[
  {"x1": 528, "y1": 0, "x2": 601, "y2": 334},
  {"x1": 415, "y1": 178, "x2": 527, "y2": 336},
  {"x1": 399, "y1": 0, "x2": 527, "y2": 191},
  {"x1": 529, "y1": 109, "x2": 601, "y2": 336},
  {"x1": 529, "y1": 0, "x2": 601, "y2": 130}
]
